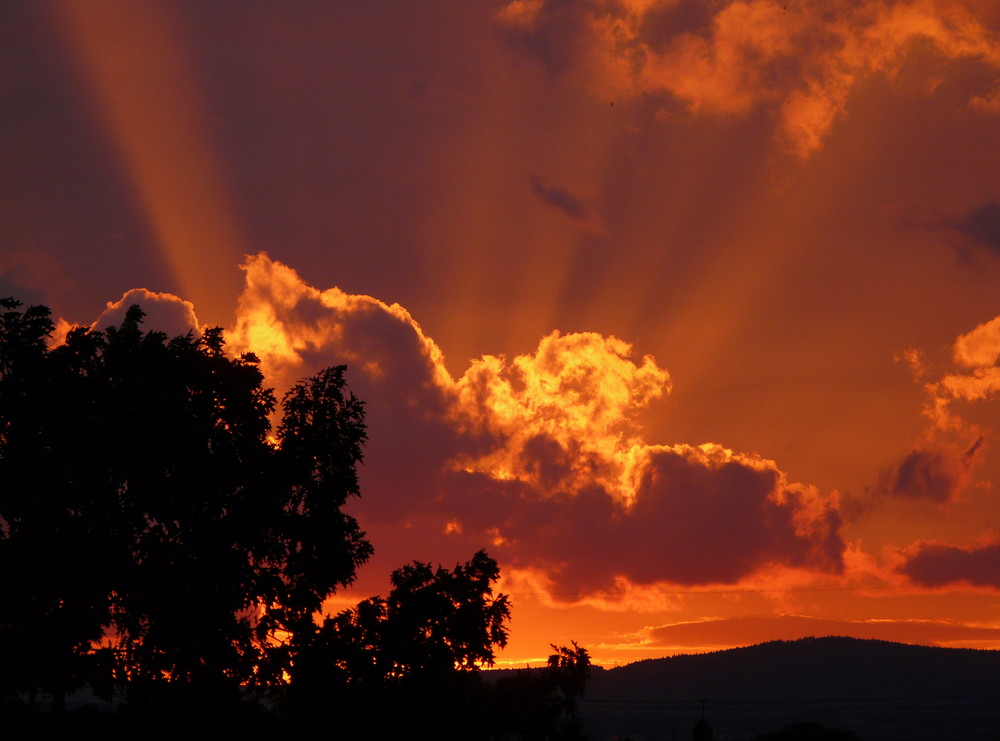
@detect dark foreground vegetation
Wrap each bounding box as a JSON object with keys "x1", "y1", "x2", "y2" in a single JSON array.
[{"x1": 0, "y1": 299, "x2": 590, "y2": 739}]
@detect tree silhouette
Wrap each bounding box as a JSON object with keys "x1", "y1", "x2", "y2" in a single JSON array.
[
  {"x1": 490, "y1": 641, "x2": 593, "y2": 740},
  {"x1": 288, "y1": 550, "x2": 511, "y2": 735},
  {"x1": 0, "y1": 300, "x2": 371, "y2": 708},
  {"x1": 0, "y1": 298, "x2": 594, "y2": 738}
]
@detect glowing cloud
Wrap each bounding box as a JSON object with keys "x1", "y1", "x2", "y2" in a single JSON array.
[
  {"x1": 637, "y1": 614, "x2": 1000, "y2": 650},
  {"x1": 922, "y1": 311, "x2": 1000, "y2": 432},
  {"x1": 52, "y1": 288, "x2": 203, "y2": 348},
  {"x1": 498, "y1": 0, "x2": 1000, "y2": 157},
  {"x1": 852, "y1": 312, "x2": 999, "y2": 516},
  {"x1": 453, "y1": 329, "x2": 668, "y2": 501},
  {"x1": 92, "y1": 288, "x2": 203, "y2": 336},
  {"x1": 218, "y1": 254, "x2": 846, "y2": 601}
]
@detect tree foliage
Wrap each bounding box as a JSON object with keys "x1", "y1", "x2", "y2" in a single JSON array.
[
  {"x1": 491, "y1": 642, "x2": 592, "y2": 740},
  {"x1": 0, "y1": 298, "x2": 592, "y2": 738},
  {"x1": 287, "y1": 550, "x2": 511, "y2": 737},
  {"x1": 0, "y1": 299, "x2": 371, "y2": 704},
  {"x1": 316, "y1": 549, "x2": 510, "y2": 682}
]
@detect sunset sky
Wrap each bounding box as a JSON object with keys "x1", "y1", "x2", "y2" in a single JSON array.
[{"x1": 4, "y1": 0, "x2": 1000, "y2": 666}]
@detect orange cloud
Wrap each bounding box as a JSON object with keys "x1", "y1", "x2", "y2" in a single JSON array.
[
  {"x1": 83, "y1": 255, "x2": 1000, "y2": 659},
  {"x1": 226, "y1": 253, "x2": 451, "y2": 395},
  {"x1": 940, "y1": 314, "x2": 1000, "y2": 404},
  {"x1": 905, "y1": 312, "x2": 1000, "y2": 447},
  {"x1": 453, "y1": 329, "x2": 668, "y2": 502},
  {"x1": 217, "y1": 254, "x2": 846, "y2": 603},
  {"x1": 498, "y1": 0, "x2": 1000, "y2": 157},
  {"x1": 51, "y1": 288, "x2": 203, "y2": 349},
  {"x1": 855, "y1": 310, "x2": 1000, "y2": 515}
]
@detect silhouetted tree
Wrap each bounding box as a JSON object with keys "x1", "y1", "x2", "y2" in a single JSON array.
[
  {"x1": 0, "y1": 300, "x2": 116, "y2": 710},
  {"x1": 289, "y1": 550, "x2": 511, "y2": 736},
  {"x1": 0, "y1": 300, "x2": 371, "y2": 709},
  {"x1": 491, "y1": 641, "x2": 593, "y2": 740},
  {"x1": 548, "y1": 641, "x2": 591, "y2": 736}
]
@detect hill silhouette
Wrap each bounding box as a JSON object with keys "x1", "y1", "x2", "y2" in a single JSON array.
[{"x1": 582, "y1": 636, "x2": 1000, "y2": 740}]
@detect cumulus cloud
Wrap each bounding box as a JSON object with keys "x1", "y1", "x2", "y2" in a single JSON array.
[
  {"x1": 954, "y1": 313, "x2": 1000, "y2": 368},
  {"x1": 498, "y1": 0, "x2": 1000, "y2": 157},
  {"x1": 90, "y1": 288, "x2": 203, "y2": 338},
  {"x1": 872, "y1": 312, "x2": 1000, "y2": 589},
  {"x1": 224, "y1": 253, "x2": 459, "y2": 510},
  {"x1": 217, "y1": 253, "x2": 845, "y2": 600},
  {"x1": 899, "y1": 539, "x2": 1000, "y2": 587}
]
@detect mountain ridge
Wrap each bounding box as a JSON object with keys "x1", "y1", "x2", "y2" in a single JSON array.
[{"x1": 581, "y1": 635, "x2": 1000, "y2": 740}]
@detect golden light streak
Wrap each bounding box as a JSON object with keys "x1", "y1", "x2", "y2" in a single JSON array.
[
  {"x1": 409, "y1": 31, "x2": 622, "y2": 369},
  {"x1": 55, "y1": 1, "x2": 245, "y2": 326}
]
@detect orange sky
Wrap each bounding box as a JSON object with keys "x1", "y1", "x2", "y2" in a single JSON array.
[{"x1": 4, "y1": 0, "x2": 1000, "y2": 666}]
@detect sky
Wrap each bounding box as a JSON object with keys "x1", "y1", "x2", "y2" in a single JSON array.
[{"x1": 3, "y1": 0, "x2": 1000, "y2": 666}]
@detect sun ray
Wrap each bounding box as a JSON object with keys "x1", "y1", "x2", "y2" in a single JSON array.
[{"x1": 53, "y1": 0, "x2": 245, "y2": 326}]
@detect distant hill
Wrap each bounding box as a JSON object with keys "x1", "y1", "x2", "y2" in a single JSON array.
[{"x1": 581, "y1": 636, "x2": 1000, "y2": 740}]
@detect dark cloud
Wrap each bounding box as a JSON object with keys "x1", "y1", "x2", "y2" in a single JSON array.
[
  {"x1": 853, "y1": 439, "x2": 985, "y2": 515},
  {"x1": 530, "y1": 175, "x2": 593, "y2": 223},
  {"x1": 622, "y1": 448, "x2": 844, "y2": 585},
  {"x1": 951, "y1": 201, "x2": 1000, "y2": 254},
  {"x1": 900, "y1": 541, "x2": 1000, "y2": 588},
  {"x1": 228, "y1": 258, "x2": 459, "y2": 532},
  {"x1": 416, "y1": 444, "x2": 844, "y2": 595}
]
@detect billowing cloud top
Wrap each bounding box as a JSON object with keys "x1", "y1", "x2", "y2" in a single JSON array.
[{"x1": 220, "y1": 254, "x2": 844, "y2": 600}]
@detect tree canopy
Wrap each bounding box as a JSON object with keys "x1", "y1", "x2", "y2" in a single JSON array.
[
  {"x1": 0, "y1": 298, "x2": 590, "y2": 739},
  {"x1": 0, "y1": 299, "x2": 371, "y2": 704}
]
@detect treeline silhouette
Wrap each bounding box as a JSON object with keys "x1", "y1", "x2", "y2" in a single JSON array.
[{"x1": 0, "y1": 299, "x2": 590, "y2": 739}]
